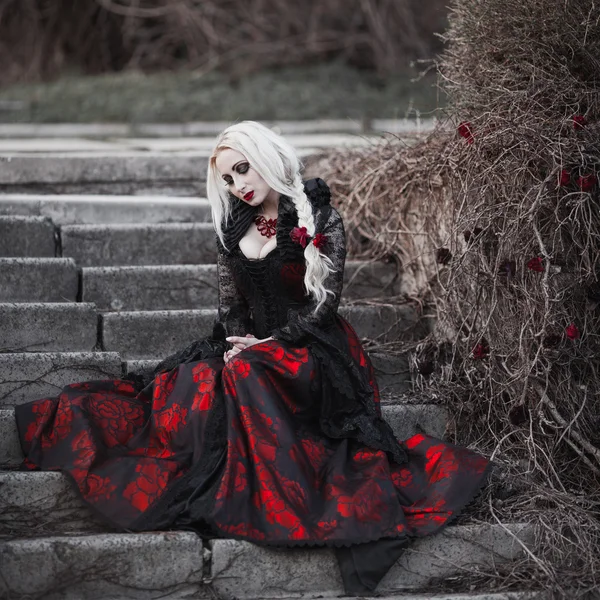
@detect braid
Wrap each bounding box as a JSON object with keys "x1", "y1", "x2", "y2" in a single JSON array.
[{"x1": 290, "y1": 176, "x2": 336, "y2": 312}]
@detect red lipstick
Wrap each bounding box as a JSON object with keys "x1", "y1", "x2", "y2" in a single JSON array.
[{"x1": 243, "y1": 191, "x2": 254, "y2": 201}]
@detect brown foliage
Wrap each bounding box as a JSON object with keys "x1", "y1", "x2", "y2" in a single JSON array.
[
  {"x1": 323, "y1": 0, "x2": 600, "y2": 595},
  {"x1": 0, "y1": 0, "x2": 448, "y2": 85}
]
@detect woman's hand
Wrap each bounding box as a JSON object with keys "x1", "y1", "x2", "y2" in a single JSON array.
[{"x1": 223, "y1": 334, "x2": 273, "y2": 363}]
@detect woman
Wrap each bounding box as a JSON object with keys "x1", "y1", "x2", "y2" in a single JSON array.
[{"x1": 15, "y1": 121, "x2": 491, "y2": 595}]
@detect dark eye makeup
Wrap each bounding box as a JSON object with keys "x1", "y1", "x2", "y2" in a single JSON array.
[{"x1": 222, "y1": 162, "x2": 250, "y2": 186}]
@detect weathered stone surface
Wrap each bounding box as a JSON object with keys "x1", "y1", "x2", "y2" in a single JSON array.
[
  {"x1": 339, "y1": 304, "x2": 424, "y2": 342},
  {"x1": 0, "y1": 303, "x2": 98, "y2": 352},
  {"x1": 61, "y1": 222, "x2": 216, "y2": 267},
  {"x1": 101, "y1": 309, "x2": 215, "y2": 359},
  {"x1": 0, "y1": 123, "x2": 131, "y2": 138},
  {"x1": 83, "y1": 264, "x2": 219, "y2": 311},
  {"x1": 349, "y1": 595, "x2": 543, "y2": 600},
  {"x1": 370, "y1": 351, "x2": 411, "y2": 395},
  {"x1": 0, "y1": 215, "x2": 55, "y2": 257},
  {"x1": 0, "y1": 257, "x2": 78, "y2": 302},
  {"x1": 382, "y1": 404, "x2": 448, "y2": 440},
  {"x1": 0, "y1": 153, "x2": 209, "y2": 196},
  {"x1": 344, "y1": 260, "x2": 402, "y2": 298},
  {"x1": 0, "y1": 352, "x2": 122, "y2": 407},
  {"x1": 82, "y1": 261, "x2": 402, "y2": 311},
  {"x1": 0, "y1": 471, "x2": 110, "y2": 538},
  {"x1": 210, "y1": 523, "x2": 534, "y2": 599},
  {"x1": 102, "y1": 304, "x2": 421, "y2": 359},
  {"x1": 0, "y1": 194, "x2": 211, "y2": 224},
  {"x1": 0, "y1": 532, "x2": 208, "y2": 599}
]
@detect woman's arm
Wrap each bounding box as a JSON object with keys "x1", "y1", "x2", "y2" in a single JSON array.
[{"x1": 216, "y1": 246, "x2": 252, "y2": 338}]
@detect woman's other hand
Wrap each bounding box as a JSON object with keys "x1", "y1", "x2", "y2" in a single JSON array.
[{"x1": 223, "y1": 334, "x2": 274, "y2": 363}]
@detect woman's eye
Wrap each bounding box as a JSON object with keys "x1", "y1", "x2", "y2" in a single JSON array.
[
  {"x1": 237, "y1": 164, "x2": 249, "y2": 174},
  {"x1": 223, "y1": 179, "x2": 233, "y2": 187}
]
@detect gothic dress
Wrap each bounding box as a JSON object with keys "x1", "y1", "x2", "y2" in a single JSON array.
[{"x1": 14, "y1": 178, "x2": 492, "y2": 594}]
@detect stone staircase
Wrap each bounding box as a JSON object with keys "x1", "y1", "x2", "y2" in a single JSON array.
[{"x1": 0, "y1": 132, "x2": 537, "y2": 599}]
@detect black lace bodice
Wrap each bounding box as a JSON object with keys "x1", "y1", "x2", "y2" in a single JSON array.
[{"x1": 216, "y1": 178, "x2": 346, "y2": 341}]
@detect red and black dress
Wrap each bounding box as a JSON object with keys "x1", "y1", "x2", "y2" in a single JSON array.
[{"x1": 15, "y1": 178, "x2": 491, "y2": 594}]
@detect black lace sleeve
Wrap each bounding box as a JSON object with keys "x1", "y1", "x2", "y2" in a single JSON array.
[
  {"x1": 217, "y1": 243, "x2": 253, "y2": 337},
  {"x1": 272, "y1": 205, "x2": 346, "y2": 343}
]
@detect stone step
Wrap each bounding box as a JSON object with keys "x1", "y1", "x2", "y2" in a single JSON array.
[
  {"x1": 0, "y1": 532, "x2": 206, "y2": 599},
  {"x1": 0, "y1": 215, "x2": 56, "y2": 257},
  {"x1": 101, "y1": 304, "x2": 423, "y2": 360},
  {"x1": 209, "y1": 524, "x2": 533, "y2": 599},
  {"x1": 81, "y1": 260, "x2": 401, "y2": 311},
  {"x1": 0, "y1": 525, "x2": 532, "y2": 599},
  {"x1": 0, "y1": 303, "x2": 98, "y2": 353},
  {"x1": 125, "y1": 351, "x2": 411, "y2": 398},
  {"x1": 61, "y1": 222, "x2": 216, "y2": 267},
  {"x1": 0, "y1": 258, "x2": 78, "y2": 302},
  {"x1": 297, "y1": 595, "x2": 541, "y2": 600},
  {"x1": 0, "y1": 194, "x2": 212, "y2": 224},
  {"x1": 0, "y1": 153, "x2": 209, "y2": 196},
  {"x1": 0, "y1": 352, "x2": 122, "y2": 407},
  {"x1": 0, "y1": 402, "x2": 444, "y2": 470}
]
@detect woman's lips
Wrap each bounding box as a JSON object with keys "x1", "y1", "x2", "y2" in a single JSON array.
[{"x1": 243, "y1": 191, "x2": 254, "y2": 201}]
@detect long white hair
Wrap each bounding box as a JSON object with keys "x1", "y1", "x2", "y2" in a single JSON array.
[{"x1": 207, "y1": 120, "x2": 335, "y2": 312}]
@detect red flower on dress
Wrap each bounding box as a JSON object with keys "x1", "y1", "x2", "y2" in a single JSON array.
[
  {"x1": 577, "y1": 174, "x2": 597, "y2": 192},
  {"x1": 458, "y1": 121, "x2": 474, "y2": 144},
  {"x1": 565, "y1": 323, "x2": 580, "y2": 340},
  {"x1": 87, "y1": 398, "x2": 145, "y2": 448},
  {"x1": 191, "y1": 365, "x2": 216, "y2": 411},
  {"x1": 231, "y1": 358, "x2": 251, "y2": 380},
  {"x1": 154, "y1": 403, "x2": 188, "y2": 435},
  {"x1": 573, "y1": 115, "x2": 586, "y2": 130},
  {"x1": 123, "y1": 460, "x2": 179, "y2": 512},
  {"x1": 290, "y1": 226, "x2": 310, "y2": 248},
  {"x1": 85, "y1": 474, "x2": 117, "y2": 502},
  {"x1": 152, "y1": 370, "x2": 178, "y2": 411},
  {"x1": 24, "y1": 399, "x2": 54, "y2": 444},
  {"x1": 312, "y1": 233, "x2": 328, "y2": 250},
  {"x1": 558, "y1": 169, "x2": 571, "y2": 187},
  {"x1": 71, "y1": 430, "x2": 96, "y2": 470},
  {"x1": 527, "y1": 257, "x2": 544, "y2": 272}
]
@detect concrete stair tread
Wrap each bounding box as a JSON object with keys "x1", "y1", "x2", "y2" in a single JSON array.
[
  {"x1": 61, "y1": 222, "x2": 216, "y2": 267},
  {"x1": 0, "y1": 257, "x2": 78, "y2": 302},
  {"x1": 101, "y1": 304, "x2": 422, "y2": 359},
  {"x1": 0, "y1": 302, "x2": 98, "y2": 353},
  {"x1": 0, "y1": 215, "x2": 56, "y2": 258},
  {"x1": 0, "y1": 348, "x2": 409, "y2": 408},
  {"x1": 0, "y1": 193, "x2": 212, "y2": 224},
  {"x1": 81, "y1": 260, "x2": 402, "y2": 310},
  {"x1": 0, "y1": 531, "x2": 206, "y2": 599},
  {"x1": 0, "y1": 525, "x2": 534, "y2": 599},
  {"x1": 210, "y1": 524, "x2": 533, "y2": 598},
  {"x1": 0, "y1": 402, "x2": 446, "y2": 469},
  {"x1": 0, "y1": 351, "x2": 122, "y2": 407},
  {"x1": 0, "y1": 154, "x2": 210, "y2": 196}
]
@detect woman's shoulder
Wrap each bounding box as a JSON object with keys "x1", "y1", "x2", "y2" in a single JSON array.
[{"x1": 303, "y1": 178, "x2": 331, "y2": 208}]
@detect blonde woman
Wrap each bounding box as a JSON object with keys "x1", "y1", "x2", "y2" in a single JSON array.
[{"x1": 15, "y1": 121, "x2": 491, "y2": 595}]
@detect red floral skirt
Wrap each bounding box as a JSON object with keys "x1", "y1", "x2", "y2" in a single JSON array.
[{"x1": 15, "y1": 320, "x2": 490, "y2": 546}]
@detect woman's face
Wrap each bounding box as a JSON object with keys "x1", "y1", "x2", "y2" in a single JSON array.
[{"x1": 215, "y1": 148, "x2": 278, "y2": 208}]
